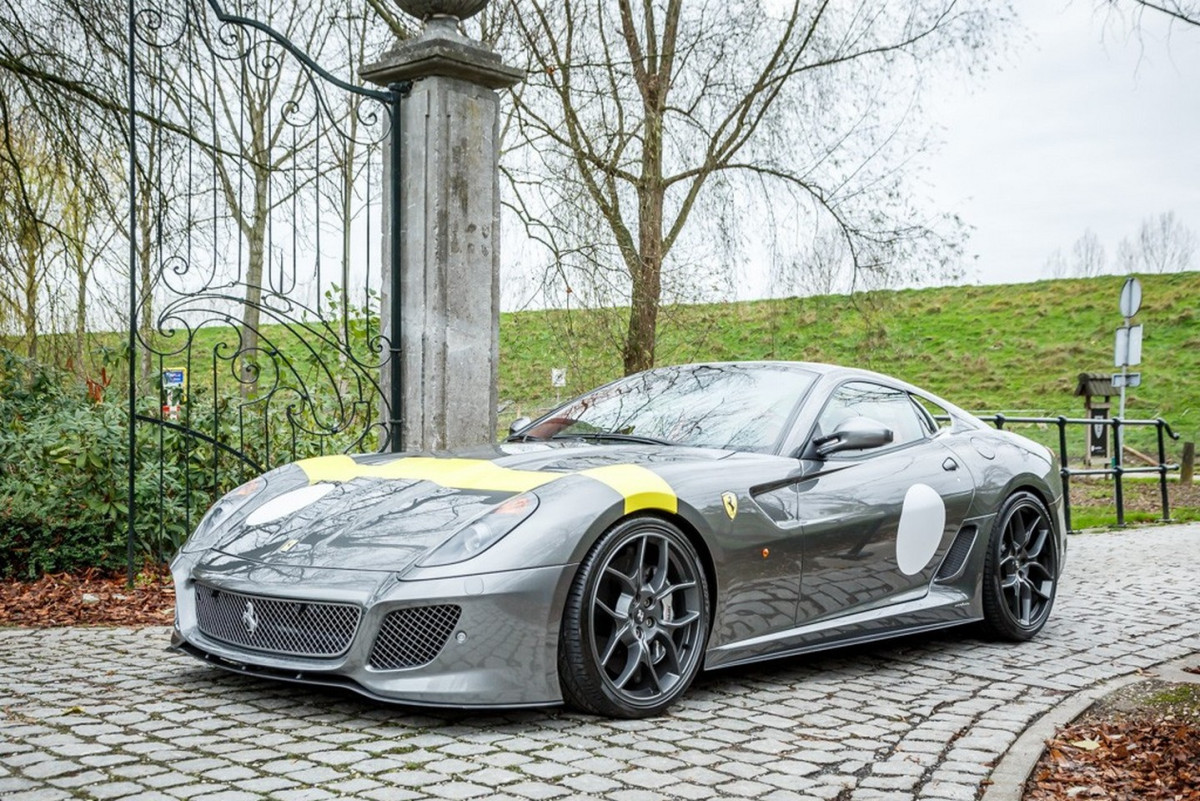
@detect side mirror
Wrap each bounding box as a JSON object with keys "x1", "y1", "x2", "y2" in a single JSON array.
[
  {"x1": 508, "y1": 416, "x2": 533, "y2": 437},
  {"x1": 813, "y1": 417, "x2": 893, "y2": 457}
]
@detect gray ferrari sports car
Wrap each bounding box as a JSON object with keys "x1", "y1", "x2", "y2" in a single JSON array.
[{"x1": 170, "y1": 362, "x2": 1066, "y2": 717}]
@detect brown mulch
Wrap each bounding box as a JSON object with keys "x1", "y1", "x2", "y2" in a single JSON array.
[
  {"x1": 1026, "y1": 712, "x2": 1200, "y2": 800},
  {"x1": 0, "y1": 566, "x2": 174, "y2": 627}
]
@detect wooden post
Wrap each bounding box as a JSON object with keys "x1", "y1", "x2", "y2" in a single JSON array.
[{"x1": 1182, "y1": 441, "x2": 1195, "y2": 485}]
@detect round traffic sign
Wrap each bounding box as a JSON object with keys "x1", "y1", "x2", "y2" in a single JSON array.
[{"x1": 1119, "y1": 277, "x2": 1142, "y2": 318}]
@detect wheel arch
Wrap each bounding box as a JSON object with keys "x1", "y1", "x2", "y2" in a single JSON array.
[
  {"x1": 586, "y1": 504, "x2": 720, "y2": 631},
  {"x1": 998, "y1": 475, "x2": 1064, "y2": 539}
]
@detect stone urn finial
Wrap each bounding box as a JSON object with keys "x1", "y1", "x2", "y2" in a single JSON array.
[{"x1": 393, "y1": 0, "x2": 489, "y2": 22}]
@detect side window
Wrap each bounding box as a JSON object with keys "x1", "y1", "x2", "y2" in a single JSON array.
[
  {"x1": 911, "y1": 394, "x2": 953, "y2": 434},
  {"x1": 815, "y1": 382, "x2": 928, "y2": 454}
]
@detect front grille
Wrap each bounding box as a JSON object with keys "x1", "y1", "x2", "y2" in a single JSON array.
[
  {"x1": 935, "y1": 525, "x2": 978, "y2": 581},
  {"x1": 194, "y1": 583, "x2": 361, "y2": 658},
  {"x1": 368, "y1": 605, "x2": 461, "y2": 670}
]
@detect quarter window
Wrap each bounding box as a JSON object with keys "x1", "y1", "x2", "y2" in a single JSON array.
[{"x1": 910, "y1": 394, "x2": 953, "y2": 434}]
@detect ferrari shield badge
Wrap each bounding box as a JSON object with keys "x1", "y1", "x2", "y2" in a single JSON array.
[{"x1": 721, "y1": 492, "x2": 738, "y2": 520}]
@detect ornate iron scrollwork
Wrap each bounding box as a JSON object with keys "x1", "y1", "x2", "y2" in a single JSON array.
[{"x1": 128, "y1": 0, "x2": 401, "y2": 555}]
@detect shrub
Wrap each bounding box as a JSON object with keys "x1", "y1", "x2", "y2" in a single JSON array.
[{"x1": 0, "y1": 350, "x2": 192, "y2": 577}]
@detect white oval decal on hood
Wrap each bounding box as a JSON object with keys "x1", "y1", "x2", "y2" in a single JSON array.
[
  {"x1": 245, "y1": 483, "x2": 335, "y2": 527},
  {"x1": 896, "y1": 483, "x2": 946, "y2": 576}
]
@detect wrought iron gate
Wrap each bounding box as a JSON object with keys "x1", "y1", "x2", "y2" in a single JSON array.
[{"x1": 125, "y1": 0, "x2": 402, "y2": 570}]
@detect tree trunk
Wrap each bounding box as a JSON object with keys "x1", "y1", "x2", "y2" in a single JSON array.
[
  {"x1": 74, "y1": 246, "x2": 87, "y2": 373},
  {"x1": 623, "y1": 73, "x2": 666, "y2": 375},
  {"x1": 239, "y1": 164, "x2": 270, "y2": 395},
  {"x1": 17, "y1": 217, "x2": 38, "y2": 360},
  {"x1": 21, "y1": 256, "x2": 37, "y2": 361},
  {"x1": 623, "y1": 216, "x2": 663, "y2": 375}
]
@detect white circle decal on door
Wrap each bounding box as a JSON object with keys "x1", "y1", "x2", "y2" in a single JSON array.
[{"x1": 896, "y1": 483, "x2": 946, "y2": 576}]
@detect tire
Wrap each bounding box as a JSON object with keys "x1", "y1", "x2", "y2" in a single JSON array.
[
  {"x1": 981, "y1": 491, "x2": 1059, "y2": 641},
  {"x1": 558, "y1": 516, "x2": 710, "y2": 718}
]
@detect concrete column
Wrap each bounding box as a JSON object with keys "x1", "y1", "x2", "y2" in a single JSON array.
[{"x1": 364, "y1": 10, "x2": 522, "y2": 452}]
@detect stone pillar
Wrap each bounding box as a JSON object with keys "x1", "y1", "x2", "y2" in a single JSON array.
[{"x1": 363, "y1": 3, "x2": 522, "y2": 452}]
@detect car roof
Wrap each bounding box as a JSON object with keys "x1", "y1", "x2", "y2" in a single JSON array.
[
  {"x1": 653, "y1": 361, "x2": 977, "y2": 421},
  {"x1": 656, "y1": 360, "x2": 903, "y2": 385}
]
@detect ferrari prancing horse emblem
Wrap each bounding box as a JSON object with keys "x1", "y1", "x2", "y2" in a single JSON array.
[
  {"x1": 242, "y1": 599, "x2": 259, "y2": 637},
  {"x1": 721, "y1": 492, "x2": 738, "y2": 520}
]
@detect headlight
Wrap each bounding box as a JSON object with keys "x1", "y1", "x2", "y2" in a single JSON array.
[
  {"x1": 418, "y1": 494, "x2": 539, "y2": 567},
  {"x1": 179, "y1": 476, "x2": 268, "y2": 554}
]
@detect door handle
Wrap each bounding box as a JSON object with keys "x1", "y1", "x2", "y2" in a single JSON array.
[{"x1": 942, "y1": 457, "x2": 958, "y2": 472}]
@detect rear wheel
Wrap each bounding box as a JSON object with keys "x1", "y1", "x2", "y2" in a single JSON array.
[
  {"x1": 981, "y1": 492, "x2": 1059, "y2": 641},
  {"x1": 558, "y1": 516, "x2": 709, "y2": 718}
]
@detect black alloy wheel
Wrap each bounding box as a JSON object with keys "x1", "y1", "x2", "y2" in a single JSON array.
[
  {"x1": 982, "y1": 491, "x2": 1059, "y2": 641},
  {"x1": 558, "y1": 516, "x2": 709, "y2": 718}
]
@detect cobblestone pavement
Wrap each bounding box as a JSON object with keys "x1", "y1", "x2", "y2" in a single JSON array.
[{"x1": 2, "y1": 524, "x2": 1198, "y2": 801}]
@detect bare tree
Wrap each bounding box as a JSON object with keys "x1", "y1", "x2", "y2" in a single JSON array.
[
  {"x1": 1135, "y1": 210, "x2": 1196, "y2": 273},
  {"x1": 0, "y1": 2, "x2": 122, "y2": 363},
  {"x1": 770, "y1": 227, "x2": 852, "y2": 299},
  {"x1": 1044, "y1": 247, "x2": 1069, "y2": 279},
  {"x1": 1115, "y1": 236, "x2": 1140, "y2": 274},
  {"x1": 0, "y1": 102, "x2": 56, "y2": 359},
  {"x1": 1071, "y1": 228, "x2": 1107, "y2": 277},
  {"x1": 1105, "y1": 0, "x2": 1200, "y2": 27},
  {"x1": 491, "y1": 1, "x2": 1010, "y2": 374}
]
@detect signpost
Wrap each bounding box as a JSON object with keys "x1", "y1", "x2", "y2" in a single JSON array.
[
  {"x1": 551, "y1": 367, "x2": 566, "y2": 404},
  {"x1": 1112, "y1": 277, "x2": 1143, "y2": 467}
]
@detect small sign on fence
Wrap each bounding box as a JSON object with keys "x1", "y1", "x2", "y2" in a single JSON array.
[{"x1": 162, "y1": 368, "x2": 188, "y2": 421}]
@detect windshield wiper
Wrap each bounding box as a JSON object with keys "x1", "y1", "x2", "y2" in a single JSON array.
[
  {"x1": 551, "y1": 432, "x2": 674, "y2": 446},
  {"x1": 505, "y1": 432, "x2": 544, "y2": 442}
]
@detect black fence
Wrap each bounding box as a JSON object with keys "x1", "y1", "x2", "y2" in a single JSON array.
[{"x1": 979, "y1": 414, "x2": 1180, "y2": 532}]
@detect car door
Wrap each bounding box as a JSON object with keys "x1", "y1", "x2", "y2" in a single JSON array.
[{"x1": 791, "y1": 381, "x2": 976, "y2": 624}]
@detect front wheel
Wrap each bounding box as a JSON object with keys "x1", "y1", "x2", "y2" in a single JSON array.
[
  {"x1": 558, "y1": 516, "x2": 709, "y2": 718},
  {"x1": 981, "y1": 491, "x2": 1059, "y2": 641}
]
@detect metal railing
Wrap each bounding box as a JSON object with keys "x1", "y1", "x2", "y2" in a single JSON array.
[{"x1": 980, "y1": 414, "x2": 1180, "y2": 532}]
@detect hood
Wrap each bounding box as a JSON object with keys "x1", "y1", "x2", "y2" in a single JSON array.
[
  {"x1": 203, "y1": 443, "x2": 732, "y2": 573},
  {"x1": 209, "y1": 475, "x2": 506, "y2": 573}
]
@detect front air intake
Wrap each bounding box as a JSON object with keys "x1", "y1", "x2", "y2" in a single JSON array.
[{"x1": 368, "y1": 605, "x2": 462, "y2": 670}]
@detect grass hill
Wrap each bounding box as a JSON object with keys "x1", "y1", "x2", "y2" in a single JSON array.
[
  {"x1": 499, "y1": 272, "x2": 1200, "y2": 462},
  {"x1": 27, "y1": 271, "x2": 1191, "y2": 460}
]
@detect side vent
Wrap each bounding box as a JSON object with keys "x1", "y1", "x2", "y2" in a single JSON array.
[{"x1": 934, "y1": 525, "x2": 978, "y2": 582}]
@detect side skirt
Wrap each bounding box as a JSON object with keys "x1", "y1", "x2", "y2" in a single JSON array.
[{"x1": 705, "y1": 591, "x2": 981, "y2": 671}]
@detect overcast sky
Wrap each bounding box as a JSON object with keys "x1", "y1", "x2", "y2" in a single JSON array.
[{"x1": 926, "y1": 0, "x2": 1200, "y2": 285}]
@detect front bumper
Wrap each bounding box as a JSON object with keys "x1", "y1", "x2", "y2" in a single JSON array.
[{"x1": 170, "y1": 554, "x2": 577, "y2": 708}]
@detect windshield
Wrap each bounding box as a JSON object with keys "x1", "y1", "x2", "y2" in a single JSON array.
[{"x1": 517, "y1": 364, "x2": 816, "y2": 453}]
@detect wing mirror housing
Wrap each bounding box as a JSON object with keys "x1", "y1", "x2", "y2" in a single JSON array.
[
  {"x1": 813, "y1": 417, "x2": 894, "y2": 457},
  {"x1": 508, "y1": 416, "x2": 533, "y2": 437}
]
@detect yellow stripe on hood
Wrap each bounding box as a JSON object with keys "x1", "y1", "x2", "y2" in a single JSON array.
[{"x1": 295, "y1": 455, "x2": 677, "y2": 513}]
